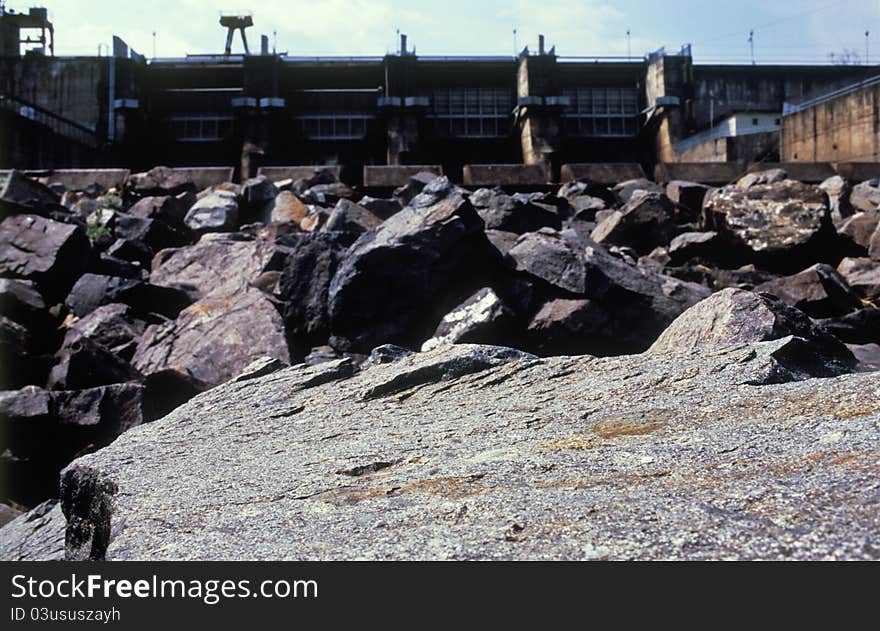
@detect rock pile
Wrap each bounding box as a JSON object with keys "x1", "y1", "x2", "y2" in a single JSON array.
[{"x1": 0, "y1": 165, "x2": 878, "y2": 541}]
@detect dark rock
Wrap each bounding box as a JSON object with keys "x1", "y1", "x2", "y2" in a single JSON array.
[
  {"x1": 702, "y1": 180, "x2": 835, "y2": 273},
  {"x1": 591, "y1": 191, "x2": 676, "y2": 254},
  {"x1": 184, "y1": 191, "x2": 238, "y2": 235},
  {"x1": 300, "y1": 182, "x2": 358, "y2": 206},
  {"x1": 612, "y1": 178, "x2": 663, "y2": 204},
  {"x1": 0, "y1": 214, "x2": 92, "y2": 301},
  {"x1": 707, "y1": 265, "x2": 780, "y2": 291},
  {"x1": 65, "y1": 274, "x2": 192, "y2": 319},
  {"x1": 0, "y1": 278, "x2": 48, "y2": 327},
  {"x1": 668, "y1": 231, "x2": 720, "y2": 264},
  {"x1": 0, "y1": 315, "x2": 44, "y2": 389},
  {"x1": 568, "y1": 195, "x2": 607, "y2": 221},
  {"x1": 837, "y1": 211, "x2": 878, "y2": 249},
  {"x1": 95, "y1": 254, "x2": 148, "y2": 280},
  {"x1": 736, "y1": 168, "x2": 787, "y2": 188},
  {"x1": 484, "y1": 229, "x2": 520, "y2": 258},
  {"x1": 666, "y1": 180, "x2": 711, "y2": 222},
  {"x1": 61, "y1": 303, "x2": 147, "y2": 360},
  {"x1": 127, "y1": 166, "x2": 196, "y2": 197},
  {"x1": 0, "y1": 170, "x2": 60, "y2": 218},
  {"x1": 127, "y1": 194, "x2": 191, "y2": 229},
  {"x1": 290, "y1": 168, "x2": 340, "y2": 195},
  {"x1": 113, "y1": 214, "x2": 186, "y2": 252},
  {"x1": 421, "y1": 287, "x2": 515, "y2": 351},
  {"x1": 358, "y1": 196, "x2": 402, "y2": 220},
  {"x1": 393, "y1": 171, "x2": 440, "y2": 206},
  {"x1": 132, "y1": 287, "x2": 290, "y2": 387},
  {"x1": 526, "y1": 297, "x2": 611, "y2": 355},
  {"x1": 756, "y1": 263, "x2": 863, "y2": 318},
  {"x1": 141, "y1": 368, "x2": 210, "y2": 423},
  {"x1": 556, "y1": 180, "x2": 615, "y2": 208},
  {"x1": 820, "y1": 175, "x2": 853, "y2": 221},
  {"x1": 328, "y1": 188, "x2": 494, "y2": 352},
  {"x1": 240, "y1": 175, "x2": 278, "y2": 221},
  {"x1": 323, "y1": 199, "x2": 382, "y2": 233},
  {"x1": 649, "y1": 288, "x2": 854, "y2": 378},
  {"x1": 278, "y1": 231, "x2": 357, "y2": 354},
  {"x1": 837, "y1": 257, "x2": 880, "y2": 301},
  {"x1": 470, "y1": 188, "x2": 561, "y2": 234},
  {"x1": 815, "y1": 308, "x2": 880, "y2": 345},
  {"x1": 106, "y1": 238, "x2": 153, "y2": 267},
  {"x1": 363, "y1": 344, "x2": 414, "y2": 368},
  {"x1": 850, "y1": 178, "x2": 880, "y2": 212},
  {"x1": 0, "y1": 500, "x2": 65, "y2": 560},
  {"x1": 847, "y1": 343, "x2": 880, "y2": 372},
  {"x1": 47, "y1": 337, "x2": 142, "y2": 390}
]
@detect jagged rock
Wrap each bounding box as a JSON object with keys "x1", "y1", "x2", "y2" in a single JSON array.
[
  {"x1": 756, "y1": 263, "x2": 863, "y2": 318},
  {"x1": 132, "y1": 287, "x2": 289, "y2": 387},
  {"x1": 703, "y1": 180, "x2": 835, "y2": 273},
  {"x1": 300, "y1": 207, "x2": 331, "y2": 232},
  {"x1": 323, "y1": 199, "x2": 382, "y2": 233},
  {"x1": 0, "y1": 278, "x2": 49, "y2": 331},
  {"x1": 666, "y1": 180, "x2": 710, "y2": 222},
  {"x1": 141, "y1": 368, "x2": 210, "y2": 423},
  {"x1": 328, "y1": 188, "x2": 493, "y2": 352},
  {"x1": 568, "y1": 196, "x2": 606, "y2": 221},
  {"x1": 269, "y1": 190, "x2": 308, "y2": 224},
  {"x1": 470, "y1": 188, "x2": 561, "y2": 234},
  {"x1": 0, "y1": 170, "x2": 60, "y2": 218},
  {"x1": 47, "y1": 337, "x2": 142, "y2": 390},
  {"x1": 526, "y1": 297, "x2": 611, "y2": 355},
  {"x1": 870, "y1": 222, "x2": 880, "y2": 261},
  {"x1": 151, "y1": 233, "x2": 285, "y2": 300},
  {"x1": 707, "y1": 265, "x2": 779, "y2": 290},
  {"x1": 300, "y1": 182, "x2": 358, "y2": 206},
  {"x1": 53, "y1": 341, "x2": 880, "y2": 561},
  {"x1": 851, "y1": 178, "x2": 880, "y2": 212},
  {"x1": 668, "y1": 231, "x2": 720, "y2": 263},
  {"x1": 736, "y1": 168, "x2": 787, "y2": 189},
  {"x1": 0, "y1": 500, "x2": 65, "y2": 561},
  {"x1": 591, "y1": 191, "x2": 676, "y2": 254},
  {"x1": 421, "y1": 288, "x2": 514, "y2": 351},
  {"x1": 290, "y1": 168, "x2": 340, "y2": 195},
  {"x1": 61, "y1": 303, "x2": 147, "y2": 360},
  {"x1": 106, "y1": 238, "x2": 153, "y2": 267},
  {"x1": 484, "y1": 229, "x2": 520, "y2": 257},
  {"x1": 358, "y1": 196, "x2": 402, "y2": 220},
  {"x1": 0, "y1": 503, "x2": 21, "y2": 527},
  {"x1": 127, "y1": 193, "x2": 193, "y2": 229},
  {"x1": 820, "y1": 175, "x2": 853, "y2": 221},
  {"x1": 648, "y1": 288, "x2": 854, "y2": 376},
  {"x1": 612, "y1": 178, "x2": 663, "y2": 204},
  {"x1": 278, "y1": 232, "x2": 357, "y2": 353},
  {"x1": 837, "y1": 211, "x2": 878, "y2": 251},
  {"x1": 556, "y1": 180, "x2": 616, "y2": 208},
  {"x1": 848, "y1": 343, "x2": 880, "y2": 372},
  {"x1": 65, "y1": 273, "x2": 192, "y2": 319},
  {"x1": 127, "y1": 166, "x2": 196, "y2": 197},
  {"x1": 240, "y1": 175, "x2": 277, "y2": 221},
  {"x1": 184, "y1": 191, "x2": 239, "y2": 234},
  {"x1": 816, "y1": 308, "x2": 880, "y2": 345},
  {"x1": 507, "y1": 228, "x2": 709, "y2": 354},
  {"x1": 113, "y1": 214, "x2": 186, "y2": 252},
  {"x1": 95, "y1": 254, "x2": 148, "y2": 280},
  {"x1": 394, "y1": 171, "x2": 440, "y2": 206},
  {"x1": 837, "y1": 257, "x2": 880, "y2": 301},
  {"x1": 0, "y1": 214, "x2": 92, "y2": 301},
  {"x1": 0, "y1": 315, "x2": 43, "y2": 389}
]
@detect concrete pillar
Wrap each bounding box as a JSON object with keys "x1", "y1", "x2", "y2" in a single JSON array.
[
  {"x1": 645, "y1": 49, "x2": 693, "y2": 163},
  {"x1": 381, "y1": 53, "x2": 424, "y2": 165},
  {"x1": 515, "y1": 43, "x2": 561, "y2": 175}
]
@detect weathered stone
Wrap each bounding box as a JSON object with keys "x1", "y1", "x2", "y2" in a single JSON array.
[
  {"x1": 113, "y1": 214, "x2": 186, "y2": 252},
  {"x1": 0, "y1": 214, "x2": 92, "y2": 301},
  {"x1": 0, "y1": 500, "x2": 65, "y2": 561},
  {"x1": 870, "y1": 222, "x2": 880, "y2": 261},
  {"x1": 568, "y1": 195, "x2": 607, "y2": 221},
  {"x1": 816, "y1": 308, "x2": 880, "y2": 345},
  {"x1": 65, "y1": 274, "x2": 192, "y2": 319},
  {"x1": 127, "y1": 194, "x2": 192, "y2": 229},
  {"x1": 61, "y1": 303, "x2": 147, "y2": 360},
  {"x1": 328, "y1": 188, "x2": 493, "y2": 352},
  {"x1": 666, "y1": 180, "x2": 711, "y2": 222},
  {"x1": 703, "y1": 180, "x2": 835, "y2": 273},
  {"x1": 421, "y1": 288, "x2": 515, "y2": 351},
  {"x1": 847, "y1": 343, "x2": 880, "y2": 372},
  {"x1": 269, "y1": 190, "x2": 308, "y2": 224},
  {"x1": 106, "y1": 238, "x2": 153, "y2": 267},
  {"x1": 150, "y1": 233, "x2": 285, "y2": 300},
  {"x1": 820, "y1": 175, "x2": 853, "y2": 221},
  {"x1": 358, "y1": 196, "x2": 402, "y2": 220},
  {"x1": 526, "y1": 297, "x2": 611, "y2": 355},
  {"x1": 141, "y1": 368, "x2": 210, "y2": 423},
  {"x1": 299, "y1": 207, "x2": 330, "y2": 232},
  {"x1": 53, "y1": 341, "x2": 880, "y2": 561},
  {"x1": 736, "y1": 168, "x2": 787, "y2": 189},
  {"x1": 0, "y1": 503, "x2": 21, "y2": 527},
  {"x1": 850, "y1": 178, "x2": 880, "y2": 212},
  {"x1": 323, "y1": 199, "x2": 382, "y2": 233},
  {"x1": 649, "y1": 288, "x2": 854, "y2": 377},
  {"x1": 612, "y1": 178, "x2": 663, "y2": 204},
  {"x1": 278, "y1": 232, "x2": 357, "y2": 354},
  {"x1": 0, "y1": 170, "x2": 60, "y2": 218},
  {"x1": 300, "y1": 182, "x2": 358, "y2": 206},
  {"x1": 127, "y1": 166, "x2": 196, "y2": 197},
  {"x1": 0, "y1": 278, "x2": 47, "y2": 326},
  {"x1": 132, "y1": 287, "x2": 290, "y2": 387},
  {"x1": 470, "y1": 188, "x2": 561, "y2": 234},
  {"x1": 756, "y1": 263, "x2": 863, "y2": 318},
  {"x1": 837, "y1": 211, "x2": 879, "y2": 250},
  {"x1": 393, "y1": 171, "x2": 440, "y2": 206},
  {"x1": 240, "y1": 175, "x2": 277, "y2": 220},
  {"x1": 591, "y1": 191, "x2": 676, "y2": 254},
  {"x1": 47, "y1": 337, "x2": 142, "y2": 390},
  {"x1": 184, "y1": 191, "x2": 238, "y2": 234},
  {"x1": 837, "y1": 257, "x2": 880, "y2": 301},
  {"x1": 668, "y1": 231, "x2": 719, "y2": 263}
]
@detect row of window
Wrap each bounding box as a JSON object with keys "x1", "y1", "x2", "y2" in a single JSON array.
[{"x1": 167, "y1": 86, "x2": 641, "y2": 141}]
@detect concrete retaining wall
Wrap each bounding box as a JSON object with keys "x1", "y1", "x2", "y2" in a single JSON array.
[
  {"x1": 363, "y1": 165, "x2": 443, "y2": 187},
  {"x1": 462, "y1": 164, "x2": 549, "y2": 187}
]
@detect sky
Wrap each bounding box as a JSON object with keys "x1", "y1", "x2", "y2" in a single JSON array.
[{"x1": 5, "y1": 0, "x2": 880, "y2": 64}]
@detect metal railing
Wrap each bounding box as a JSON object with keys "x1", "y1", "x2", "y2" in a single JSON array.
[
  {"x1": 783, "y1": 74, "x2": 880, "y2": 115},
  {"x1": 0, "y1": 93, "x2": 100, "y2": 147}
]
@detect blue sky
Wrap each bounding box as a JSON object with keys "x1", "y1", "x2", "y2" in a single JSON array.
[{"x1": 9, "y1": 0, "x2": 880, "y2": 63}]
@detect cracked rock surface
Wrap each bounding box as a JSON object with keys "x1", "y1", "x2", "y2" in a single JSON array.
[{"x1": 57, "y1": 342, "x2": 879, "y2": 561}]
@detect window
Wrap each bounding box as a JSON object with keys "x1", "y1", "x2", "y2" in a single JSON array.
[
  {"x1": 295, "y1": 114, "x2": 374, "y2": 140},
  {"x1": 562, "y1": 87, "x2": 639, "y2": 137},
  {"x1": 429, "y1": 87, "x2": 511, "y2": 138},
  {"x1": 752, "y1": 118, "x2": 759, "y2": 125},
  {"x1": 167, "y1": 114, "x2": 233, "y2": 142}
]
